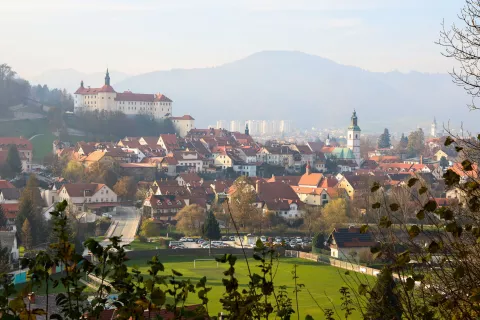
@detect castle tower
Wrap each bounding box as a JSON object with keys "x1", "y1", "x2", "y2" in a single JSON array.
[
  {"x1": 347, "y1": 110, "x2": 361, "y2": 165},
  {"x1": 431, "y1": 117, "x2": 437, "y2": 138},
  {"x1": 105, "y1": 68, "x2": 111, "y2": 86}
]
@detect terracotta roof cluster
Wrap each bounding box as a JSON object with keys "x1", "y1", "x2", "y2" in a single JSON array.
[
  {"x1": 0, "y1": 137, "x2": 33, "y2": 150},
  {"x1": 0, "y1": 203, "x2": 19, "y2": 219}
]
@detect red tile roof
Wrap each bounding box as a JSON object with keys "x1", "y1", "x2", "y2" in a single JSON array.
[
  {"x1": 115, "y1": 91, "x2": 172, "y2": 102},
  {"x1": 61, "y1": 183, "x2": 106, "y2": 197},
  {"x1": 170, "y1": 115, "x2": 195, "y2": 120},
  {"x1": 0, "y1": 137, "x2": 33, "y2": 150},
  {"x1": 298, "y1": 172, "x2": 324, "y2": 187},
  {"x1": 0, "y1": 180, "x2": 15, "y2": 189},
  {"x1": 0, "y1": 203, "x2": 19, "y2": 219}
]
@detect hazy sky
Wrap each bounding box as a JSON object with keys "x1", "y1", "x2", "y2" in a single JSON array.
[{"x1": 1, "y1": 0, "x2": 464, "y2": 78}]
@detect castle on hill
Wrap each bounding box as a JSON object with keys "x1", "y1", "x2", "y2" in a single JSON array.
[{"x1": 73, "y1": 69, "x2": 194, "y2": 137}]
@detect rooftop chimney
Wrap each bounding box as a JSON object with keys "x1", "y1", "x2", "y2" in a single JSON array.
[{"x1": 306, "y1": 161, "x2": 311, "y2": 175}]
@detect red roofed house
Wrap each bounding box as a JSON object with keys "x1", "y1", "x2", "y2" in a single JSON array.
[
  {"x1": 74, "y1": 69, "x2": 172, "y2": 120},
  {"x1": 170, "y1": 115, "x2": 195, "y2": 137},
  {"x1": 58, "y1": 183, "x2": 117, "y2": 212},
  {"x1": 0, "y1": 203, "x2": 19, "y2": 225},
  {"x1": 143, "y1": 194, "x2": 187, "y2": 221},
  {"x1": 157, "y1": 134, "x2": 179, "y2": 153},
  {"x1": 0, "y1": 137, "x2": 33, "y2": 172}
]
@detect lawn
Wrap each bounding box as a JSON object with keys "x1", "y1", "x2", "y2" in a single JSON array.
[
  {"x1": 128, "y1": 239, "x2": 167, "y2": 251},
  {"x1": 126, "y1": 256, "x2": 372, "y2": 319}
]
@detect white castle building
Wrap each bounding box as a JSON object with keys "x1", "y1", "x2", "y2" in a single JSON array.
[
  {"x1": 73, "y1": 70, "x2": 195, "y2": 137},
  {"x1": 73, "y1": 69, "x2": 173, "y2": 119}
]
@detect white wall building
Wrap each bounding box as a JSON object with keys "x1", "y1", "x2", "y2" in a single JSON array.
[
  {"x1": 58, "y1": 183, "x2": 118, "y2": 212},
  {"x1": 347, "y1": 110, "x2": 361, "y2": 165},
  {"x1": 216, "y1": 120, "x2": 227, "y2": 130},
  {"x1": 74, "y1": 70, "x2": 173, "y2": 119},
  {"x1": 171, "y1": 115, "x2": 195, "y2": 137}
]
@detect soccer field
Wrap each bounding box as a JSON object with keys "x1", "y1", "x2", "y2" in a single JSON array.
[{"x1": 126, "y1": 255, "x2": 372, "y2": 319}]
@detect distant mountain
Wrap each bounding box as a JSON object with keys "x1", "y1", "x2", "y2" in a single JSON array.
[
  {"x1": 112, "y1": 51, "x2": 473, "y2": 132},
  {"x1": 30, "y1": 69, "x2": 131, "y2": 93}
]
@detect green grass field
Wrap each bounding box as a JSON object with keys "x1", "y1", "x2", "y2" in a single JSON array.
[{"x1": 126, "y1": 256, "x2": 372, "y2": 319}]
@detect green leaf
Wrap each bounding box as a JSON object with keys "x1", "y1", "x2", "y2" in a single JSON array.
[
  {"x1": 416, "y1": 210, "x2": 425, "y2": 220},
  {"x1": 444, "y1": 136, "x2": 455, "y2": 146},
  {"x1": 407, "y1": 178, "x2": 419, "y2": 188},
  {"x1": 372, "y1": 202, "x2": 381, "y2": 209},
  {"x1": 151, "y1": 288, "x2": 166, "y2": 306},
  {"x1": 389, "y1": 203, "x2": 400, "y2": 212},
  {"x1": 379, "y1": 216, "x2": 392, "y2": 228},
  {"x1": 445, "y1": 222, "x2": 457, "y2": 233},
  {"x1": 424, "y1": 200, "x2": 437, "y2": 212},
  {"x1": 408, "y1": 225, "x2": 420, "y2": 238},
  {"x1": 412, "y1": 274, "x2": 425, "y2": 281},
  {"x1": 370, "y1": 182, "x2": 380, "y2": 193},
  {"x1": 443, "y1": 169, "x2": 460, "y2": 187},
  {"x1": 419, "y1": 186, "x2": 428, "y2": 195},
  {"x1": 397, "y1": 250, "x2": 410, "y2": 266},
  {"x1": 171, "y1": 269, "x2": 183, "y2": 277},
  {"x1": 455, "y1": 146, "x2": 463, "y2": 152},
  {"x1": 358, "y1": 283, "x2": 368, "y2": 296},
  {"x1": 462, "y1": 159, "x2": 473, "y2": 171},
  {"x1": 454, "y1": 265, "x2": 465, "y2": 279},
  {"x1": 360, "y1": 225, "x2": 368, "y2": 233},
  {"x1": 305, "y1": 316, "x2": 315, "y2": 320},
  {"x1": 428, "y1": 241, "x2": 440, "y2": 253},
  {"x1": 406, "y1": 277, "x2": 415, "y2": 291}
]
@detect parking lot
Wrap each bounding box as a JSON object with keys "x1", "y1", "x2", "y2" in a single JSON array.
[{"x1": 169, "y1": 235, "x2": 313, "y2": 250}]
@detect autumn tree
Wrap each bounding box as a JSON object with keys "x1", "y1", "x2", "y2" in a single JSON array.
[
  {"x1": 364, "y1": 267, "x2": 403, "y2": 320},
  {"x1": 377, "y1": 128, "x2": 391, "y2": 149},
  {"x1": 227, "y1": 176, "x2": 261, "y2": 232},
  {"x1": 22, "y1": 219, "x2": 33, "y2": 250},
  {"x1": 86, "y1": 161, "x2": 119, "y2": 188},
  {"x1": 321, "y1": 198, "x2": 348, "y2": 233},
  {"x1": 63, "y1": 160, "x2": 85, "y2": 182},
  {"x1": 175, "y1": 204, "x2": 206, "y2": 236},
  {"x1": 6, "y1": 144, "x2": 22, "y2": 177},
  {"x1": 302, "y1": 205, "x2": 322, "y2": 237},
  {"x1": 407, "y1": 128, "x2": 425, "y2": 157},
  {"x1": 113, "y1": 176, "x2": 136, "y2": 200}
]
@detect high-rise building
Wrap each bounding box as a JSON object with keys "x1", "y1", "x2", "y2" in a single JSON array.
[
  {"x1": 280, "y1": 120, "x2": 293, "y2": 133},
  {"x1": 216, "y1": 120, "x2": 227, "y2": 129},
  {"x1": 230, "y1": 120, "x2": 243, "y2": 132}
]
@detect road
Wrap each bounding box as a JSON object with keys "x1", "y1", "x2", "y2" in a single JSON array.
[{"x1": 103, "y1": 206, "x2": 141, "y2": 246}]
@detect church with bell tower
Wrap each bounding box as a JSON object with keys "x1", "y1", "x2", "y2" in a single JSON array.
[{"x1": 347, "y1": 110, "x2": 361, "y2": 165}]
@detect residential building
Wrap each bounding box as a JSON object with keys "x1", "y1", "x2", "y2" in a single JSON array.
[
  {"x1": 171, "y1": 115, "x2": 195, "y2": 137},
  {"x1": 143, "y1": 195, "x2": 187, "y2": 222},
  {"x1": 327, "y1": 226, "x2": 376, "y2": 260},
  {"x1": 58, "y1": 183, "x2": 118, "y2": 212},
  {"x1": 0, "y1": 137, "x2": 33, "y2": 172}
]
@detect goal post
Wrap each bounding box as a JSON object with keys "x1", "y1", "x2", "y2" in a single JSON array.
[{"x1": 193, "y1": 259, "x2": 219, "y2": 269}]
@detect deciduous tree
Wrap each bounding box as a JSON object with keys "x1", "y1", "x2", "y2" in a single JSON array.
[
  {"x1": 113, "y1": 176, "x2": 136, "y2": 200},
  {"x1": 175, "y1": 204, "x2": 206, "y2": 236},
  {"x1": 407, "y1": 128, "x2": 425, "y2": 157},
  {"x1": 228, "y1": 176, "x2": 261, "y2": 232},
  {"x1": 22, "y1": 218, "x2": 33, "y2": 250},
  {"x1": 321, "y1": 198, "x2": 348, "y2": 233},
  {"x1": 63, "y1": 160, "x2": 85, "y2": 182}
]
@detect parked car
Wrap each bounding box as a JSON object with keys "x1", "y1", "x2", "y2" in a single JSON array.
[
  {"x1": 221, "y1": 236, "x2": 228, "y2": 241},
  {"x1": 229, "y1": 236, "x2": 235, "y2": 241},
  {"x1": 179, "y1": 237, "x2": 187, "y2": 242},
  {"x1": 186, "y1": 238, "x2": 194, "y2": 242},
  {"x1": 102, "y1": 213, "x2": 112, "y2": 219},
  {"x1": 260, "y1": 236, "x2": 267, "y2": 242},
  {"x1": 197, "y1": 239, "x2": 205, "y2": 244},
  {"x1": 275, "y1": 237, "x2": 282, "y2": 243},
  {"x1": 169, "y1": 241, "x2": 185, "y2": 249}
]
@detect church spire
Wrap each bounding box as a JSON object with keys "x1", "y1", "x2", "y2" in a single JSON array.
[
  {"x1": 105, "y1": 68, "x2": 111, "y2": 86},
  {"x1": 80, "y1": 80, "x2": 84, "y2": 88},
  {"x1": 245, "y1": 123, "x2": 250, "y2": 136}
]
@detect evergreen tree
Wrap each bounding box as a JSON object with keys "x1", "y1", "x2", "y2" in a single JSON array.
[
  {"x1": 22, "y1": 219, "x2": 33, "y2": 250},
  {"x1": 0, "y1": 241, "x2": 10, "y2": 273},
  {"x1": 377, "y1": 128, "x2": 391, "y2": 149},
  {"x1": 364, "y1": 267, "x2": 403, "y2": 320},
  {"x1": 407, "y1": 129, "x2": 425, "y2": 157},
  {"x1": 439, "y1": 156, "x2": 449, "y2": 169},
  {"x1": 325, "y1": 155, "x2": 339, "y2": 174},
  {"x1": 6, "y1": 144, "x2": 22, "y2": 177},
  {"x1": 0, "y1": 205, "x2": 7, "y2": 228},
  {"x1": 203, "y1": 211, "x2": 221, "y2": 241},
  {"x1": 312, "y1": 233, "x2": 325, "y2": 253}
]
